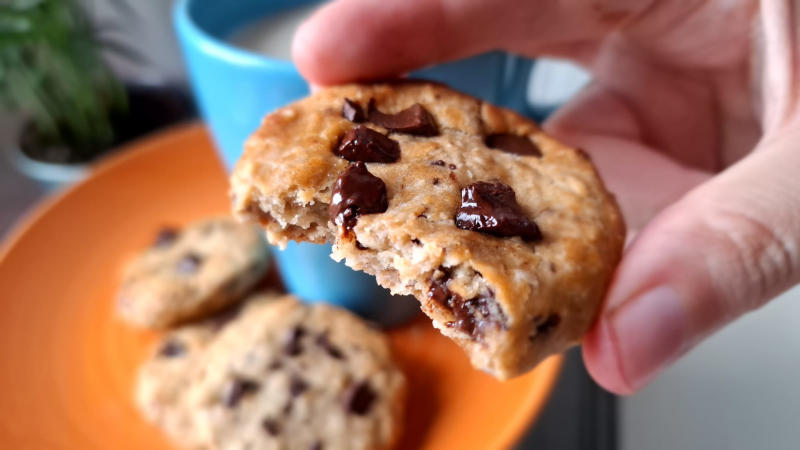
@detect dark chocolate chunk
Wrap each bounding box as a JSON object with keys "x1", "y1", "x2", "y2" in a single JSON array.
[
  {"x1": 411, "y1": 238, "x2": 422, "y2": 246},
  {"x1": 427, "y1": 268, "x2": 505, "y2": 337},
  {"x1": 427, "y1": 278, "x2": 451, "y2": 308},
  {"x1": 432, "y1": 178, "x2": 440, "y2": 185},
  {"x1": 342, "y1": 98, "x2": 366, "y2": 123},
  {"x1": 431, "y1": 160, "x2": 446, "y2": 166},
  {"x1": 329, "y1": 162, "x2": 388, "y2": 230},
  {"x1": 455, "y1": 181, "x2": 542, "y2": 241},
  {"x1": 153, "y1": 227, "x2": 179, "y2": 248},
  {"x1": 343, "y1": 381, "x2": 376, "y2": 415},
  {"x1": 368, "y1": 100, "x2": 438, "y2": 136},
  {"x1": 222, "y1": 378, "x2": 260, "y2": 407},
  {"x1": 485, "y1": 133, "x2": 542, "y2": 157},
  {"x1": 531, "y1": 313, "x2": 561, "y2": 338},
  {"x1": 157, "y1": 339, "x2": 185, "y2": 358},
  {"x1": 451, "y1": 296, "x2": 492, "y2": 335},
  {"x1": 289, "y1": 376, "x2": 309, "y2": 397},
  {"x1": 335, "y1": 126, "x2": 400, "y2": 163},
  {"x1": 262, "y1": 418, "x2": 281, "y2": 436},
  {"x1": 176, "y1": 252, "x2": 203, "y2": 274},
  {"x1": 448, "y1": 163, "x2": 456, "y2": 170},
  {"x1": 284, "y1": 326, "x2": 306, "y2": 356},
  {"x1": 315, "y1": 333, "x2": 344, "y2": 359}
]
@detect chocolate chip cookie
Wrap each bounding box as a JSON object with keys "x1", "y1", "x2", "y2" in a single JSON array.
[
  {"x1": 231, "y1": 81, "x2": 625, "y2": 379},
  {"x1": 136, "y1": 293, "x2": 406, "y2": 450},
  {"x1": 117, "y1": 217, "x2": 270, "y2": 328}
]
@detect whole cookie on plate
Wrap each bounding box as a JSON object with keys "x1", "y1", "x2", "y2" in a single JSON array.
[
  {"x1": 136, "y1": 293, "x2": 406, "y2": 450},
  {"x1": 230, "y1": 81, "x2": 625, "y2": 379},
  {"x1": 117, "y1": 217, "x2": 270, "y2": 329}
]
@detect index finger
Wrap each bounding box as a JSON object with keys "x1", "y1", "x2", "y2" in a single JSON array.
[{"x1": 291, "y1": 0, "x2": 640, "y2": 85}]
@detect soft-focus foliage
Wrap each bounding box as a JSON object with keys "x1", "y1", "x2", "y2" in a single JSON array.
[{"x1": 0, "y1": 0, "x2": 125, "y2": 157}]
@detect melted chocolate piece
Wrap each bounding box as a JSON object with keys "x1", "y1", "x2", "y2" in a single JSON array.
[
  {"x1": 289, "y1": 376, "x2": 309, "y2": 397},
  {"x1": 431, "y1": 160, "x2": 446, "y2": 167},
  {"x1": 153, "y1": 227, "x2": 179, "y2": 248},
  {"x1": 368, "y1": 100, "x2": 438, "y2": 136},
  {"x1": 448, "y1": 163, "x2": 456, "y2": 170},
  {"x1": 329, "y1": 162, "x2": 388, "y2": 230},
  {"x1": 342, "y1": 98, "x2": 366, "y2": 123},
  {"x1": 222, "y1": 378, "x2": 260, "y2": 407},
  {"x1": 284, "y1": 326, "x2": 306, "y2": 356},
  {"x1": 455, "y1": 181, "x2": 542, "y2": 241},
  {"x1": 335, "y1": 126, "x2": 400, "y2": 163},
  {"x1": 355, "y1": 240, "x2": 368, "y2": 250},
  {"x1": 262, "y1": 418, "x2": 281, "y2": 436},
  {"x1": 485, "y1": 133, "x2": 542, "y2": 157},
  {"x1": 176, "y1": 253, "x2": 203, "y2": 274},
  {"x1": 343, "y1": 381, "x2": 376, "y2": 415},
  {"x1": 411, "y1": 238, "x2": 422, "y2": 246},
  {"x1": 157, "y1": 339, "x2": 185, "y2": 357},
  {"x1": 315, "y1": 333, "x2": 344, "y2": 359},
  {"x1": 432, "y1": 178, "x2": 440, "y2": 185}
]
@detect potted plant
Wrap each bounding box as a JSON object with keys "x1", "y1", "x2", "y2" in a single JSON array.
[{"x1": 1, "y1": 0, "x2": 194, "y2": 189}]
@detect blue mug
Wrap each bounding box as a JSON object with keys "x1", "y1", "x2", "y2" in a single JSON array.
[{"x1": 174, "y1": 0, "x2": 534, "y2": 324}]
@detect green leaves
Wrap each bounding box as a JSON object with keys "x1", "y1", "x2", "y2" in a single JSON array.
[{"x1": 0, "y1": 0, "x2": 126, "y2": 160}]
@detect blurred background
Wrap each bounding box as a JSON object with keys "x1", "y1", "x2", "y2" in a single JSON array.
[{"x1": 1, "y1": 1, "x2": 798, "y2": 449}]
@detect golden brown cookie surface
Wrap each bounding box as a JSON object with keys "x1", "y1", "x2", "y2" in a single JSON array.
[{"x1": 231, "y1": 82, "x2": 625, "y2": 379}]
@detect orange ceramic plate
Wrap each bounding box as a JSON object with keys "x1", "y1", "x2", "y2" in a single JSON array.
[{"x1": 0, "y1": 124, "x2": 561, "y2": 449}]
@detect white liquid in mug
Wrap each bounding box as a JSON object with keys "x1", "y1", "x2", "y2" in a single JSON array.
[{"x1": 227, "y1": 3, "x2": 321, "y2": 61}]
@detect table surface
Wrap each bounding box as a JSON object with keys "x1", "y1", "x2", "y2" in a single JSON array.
[{"x1": 2, "y1": 117, "x2": 798, "y2": 450}]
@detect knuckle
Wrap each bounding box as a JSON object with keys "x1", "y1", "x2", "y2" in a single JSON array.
[{"x1": 690, "y1": 202, "x2": 798, "y2": 313}]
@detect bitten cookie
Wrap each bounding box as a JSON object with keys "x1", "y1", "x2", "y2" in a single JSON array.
[
  {"x1": 230, "y1": 81, "x2": 625, "y2": 380},
  {"x1": 136, "y1": 293, "x2": 406, "y2": 450},
  {"x1": 117, "y1": 217, "x2": 270, "y2": 329}
]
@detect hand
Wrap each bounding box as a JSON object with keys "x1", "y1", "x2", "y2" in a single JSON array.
[{"x1": 292, "y1": 0, "x2": 800, "y2": 394}]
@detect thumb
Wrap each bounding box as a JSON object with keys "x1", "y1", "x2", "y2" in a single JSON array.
[
  {"x1": 292, "y1": 0, "x2": 644, "y2": 85},
  {"x1": 583, "y1": 126, "x2": 800, "y2": 394}
]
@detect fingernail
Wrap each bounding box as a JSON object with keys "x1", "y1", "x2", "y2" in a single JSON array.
[{"x1": 608, "y1": 285, "x2": 687, "y2": 390}]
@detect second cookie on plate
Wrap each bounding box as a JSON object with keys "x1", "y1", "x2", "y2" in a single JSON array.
[
  {"x1": 117, "y1": 217, "x2": 270, "y2": 329},
  {"x1": 136, "y1": 292, "x2": 406, "y2": 450}
]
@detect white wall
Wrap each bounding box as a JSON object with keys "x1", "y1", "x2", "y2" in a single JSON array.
[{"x1": 622, "y1": 285, "x2": 800, "y2": 450}]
